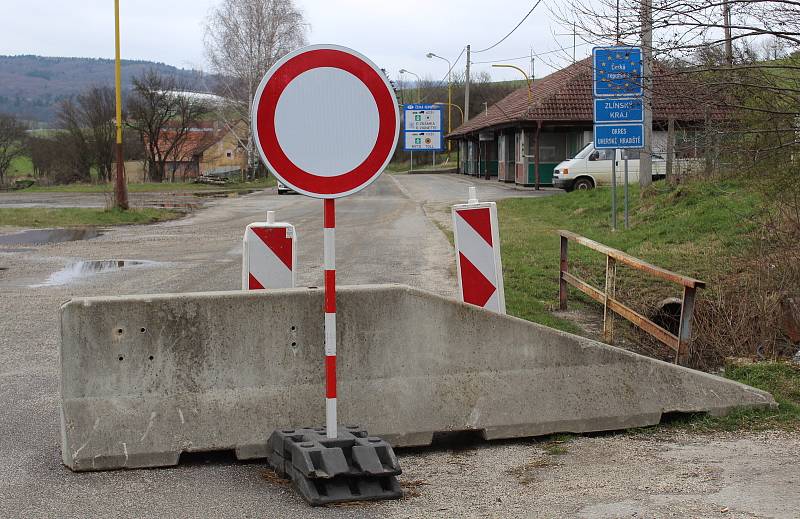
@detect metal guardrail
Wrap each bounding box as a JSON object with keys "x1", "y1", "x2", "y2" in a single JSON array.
[{"x1": 558, "y1": 230, "x2": 706, "y2": 365}]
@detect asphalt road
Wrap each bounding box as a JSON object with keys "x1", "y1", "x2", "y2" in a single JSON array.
[
  {"x1": 1, "y1": 173, "x2": 797, "y2": 518},
  {"x1": 0, "y1": 173, "x2": 543, "y2": 518}
]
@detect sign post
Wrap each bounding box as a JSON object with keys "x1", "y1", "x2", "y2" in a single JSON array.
[
  {"x1": 252, "y1": 44, "x2": 400, "y2": 442},
  {"x1": 593, "y1": 46, "x2": 644, "y2": 231}
]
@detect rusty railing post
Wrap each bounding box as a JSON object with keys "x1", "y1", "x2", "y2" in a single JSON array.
[
  {"x1": 676, "y1": 286, "x2": 697, "y2": 365},
  {"x1": 559, "y1": 235, "x2": 569, "y2": 310},
  {"x1": 602, "y1": 255, "x2": 617, "y2": 343}
]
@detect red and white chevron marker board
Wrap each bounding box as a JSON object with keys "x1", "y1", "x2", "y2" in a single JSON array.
[
  {"x1": 452, "y1": 187, "x2": 506, "y2": 314},
  {"x1": 242, "y1": 211, "x2": 296, "y2": 291},
  {"x1": 252, "y1": 45, "x2": 399, "y2": 439}
]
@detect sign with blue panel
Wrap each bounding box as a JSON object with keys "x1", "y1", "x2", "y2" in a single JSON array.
[
  {"x1": 594, "y1": 98, "x2": 643, "y2": 124},
  {"x1": 403, "y1": 104, "x2": 443, "y2": 151},
  {"x1": 594, "y1": 123, "x2": 644, "y2": 149},
  {"x1": 593, "y1": 47, "x2": 643, "y2": 97}
]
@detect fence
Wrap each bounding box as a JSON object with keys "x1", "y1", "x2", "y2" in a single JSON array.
[{"x1": 558, "y1": 230, "x2": 706, "y2": 365}]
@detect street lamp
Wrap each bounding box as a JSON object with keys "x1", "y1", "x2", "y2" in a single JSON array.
[
  {"x1": 398, "y1": 69, "x2": 420, "y2": 103},
  {"x1": 491, "y1": 64, "x2": 532, "y2": 107},
  {"x1": 433, "y1": 102, "x2": 463, "y2": 127},
  {"x1": 426, "y1": 52, "x2": 453, "y2": 152}
]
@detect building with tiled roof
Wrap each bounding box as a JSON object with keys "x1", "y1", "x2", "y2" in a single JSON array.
[
  {"x1": 159, "y1": 122, "x2": 247, "y2": 181},
  {"x1": 448, "y1": 57, "x2": 717, "y2": 186}
]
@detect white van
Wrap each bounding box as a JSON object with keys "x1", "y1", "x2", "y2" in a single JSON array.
[{"x1": 552, "y1": 143, "x2": 666, "y2": 191}]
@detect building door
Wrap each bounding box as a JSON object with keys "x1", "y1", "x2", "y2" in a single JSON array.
[
  {"x1": 515, "y1": 130, "x2": 526, "y2": 184},
  {"x1": 497, "y1": 134, "x2": 506, "y2": 180}
]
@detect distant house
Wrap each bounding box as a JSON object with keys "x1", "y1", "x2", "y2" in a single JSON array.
[
  {"x1": 160, "y1": 122, "x2": 247, "y2": 181},
  {"x1": 448, "y1": 57, "x2": 722, "y2": 186}
]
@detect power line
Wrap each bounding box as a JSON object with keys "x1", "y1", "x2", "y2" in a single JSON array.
[
  {"x1": 470, "y1": 43, "x2": 591, "y2": 65},
  {"x1": 473, "y1": 0, "x2": 544, "y2": 54},
  {"x1": 471, "y1": 54, "x2": 530, "y2": 65},
  {"x1": 444, "y1": 47, "x2": 466, "y2": 79},
  {"x1": 428, "y1": 47, "x2": 467, "y2": 95}
]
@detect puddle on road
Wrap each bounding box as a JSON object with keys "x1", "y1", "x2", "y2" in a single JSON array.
[
  {"x1": 31, "y1": 259, "x2": 156, "y2": 287},
  {"x1": 0, "y1": 228, "x2": 104, "y2": 245}
]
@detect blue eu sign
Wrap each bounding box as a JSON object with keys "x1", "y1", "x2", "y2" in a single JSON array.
[
  {"x1": 593, "y1": 47, "x2": 643, "y2": 97},
  {"x1": 594, "y1": 98, "x2": 643, "y2": 124},
  {"x1": 594, "y1": 124, "x2": 644, "y2": 149}
]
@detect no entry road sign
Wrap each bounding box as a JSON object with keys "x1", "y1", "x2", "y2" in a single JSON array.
[
  {"x1": 252, "y1": 44, "x2": 400, "y2": 199},
  {"x1": 251, "y1": 44, "x2": 401, "y2": 442}
]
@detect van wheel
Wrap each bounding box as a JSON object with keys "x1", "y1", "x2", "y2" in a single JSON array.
[{"x1": 573, "y1": 178, "x2": 594, "y2": 191}]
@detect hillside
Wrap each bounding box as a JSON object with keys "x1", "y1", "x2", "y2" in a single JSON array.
[{"x1": 0, "y1": 55, "x2": 213, "y2": 124}]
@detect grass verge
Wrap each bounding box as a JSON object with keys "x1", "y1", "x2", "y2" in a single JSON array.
[
  {"x1": 16, "y1": 177, "x2": 276, "y2": 193},
  {"x1": 0, "y1": 207, "x2": 181, "y2": 227},
  {"x1": 656, "y1": 362, "x2": 800, "y2": 432},
  {"x1": 497, "y1": 179, "x2": 760, "y2": 334},
  {"x1": 496, "y1": 179, "x2": 799, "y2": 431}
]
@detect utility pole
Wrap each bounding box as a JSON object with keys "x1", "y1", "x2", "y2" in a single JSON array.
[
  {"x1": 573, "y1": 22, "x2": 577, "y2": 62},
  {"x1": 666, "y1": 118, "x2": 675, "y2": 183},
  {"x1": 639, "y1": 0, "x2": 653, "y2": 189},
  {"x1": 247, "y1": 77, "x2": 254, "y2": 182},
  {"x1": 530, "y1": 48, "x2": 534, "y2": 79},
  {"x1": 113, "y1": 0, "x2": 129, "y2": 209},
  {"x1": 723, "y1": 1, "x2": 733, "y2": 65},
  {"x1": 464, "y1": 45, "x2": 471, "y2": 122}
]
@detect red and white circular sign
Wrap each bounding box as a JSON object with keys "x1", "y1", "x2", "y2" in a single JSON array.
[{"x1": 252, "y1": 44, "x2": 400, "y2": 199}]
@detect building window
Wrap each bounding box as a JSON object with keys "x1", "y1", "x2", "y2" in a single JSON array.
[{"x1": 226, "y1": 151, "x2": 232, "y2": 158}]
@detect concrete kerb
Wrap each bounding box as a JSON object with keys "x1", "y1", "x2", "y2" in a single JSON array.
[{"x1": 59, "y1": 284, "x2": 775, "y2": 471}]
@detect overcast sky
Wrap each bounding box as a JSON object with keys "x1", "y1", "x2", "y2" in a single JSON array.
[{"x1": 2, "y1": 0, "x2": 591, "y2": 82}]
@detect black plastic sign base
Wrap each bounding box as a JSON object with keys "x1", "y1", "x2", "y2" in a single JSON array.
[{"x1": 267, "y1": 425, "x2": 402, "y2": 506}]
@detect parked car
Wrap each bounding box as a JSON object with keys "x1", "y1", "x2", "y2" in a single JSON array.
[
  {"x1": 552, "y1": 143, "x2": 667, "y2": 191},
  {"x1": 277, "y1": 181, "x2": 295, "y2": 195}
]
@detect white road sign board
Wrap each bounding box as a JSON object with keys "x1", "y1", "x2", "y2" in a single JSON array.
[
  {"x1": 403, "y1": 104, "x2": 443, "y2": 151},
  {"x1": 404, "y1": 107, "x2": 442, "y2": 131},
  {"x1": 404, "y1": 131, "x2": 442, "y2": 150}
]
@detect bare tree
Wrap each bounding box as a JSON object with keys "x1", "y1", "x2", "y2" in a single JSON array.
[
  {"x1": 126, "y1": 70, "x2": 210, "y2": 183},
  {"x1": 81, "y1": 87, "x2": 117, "y2": 182},
  {"x1": 26, "y1": 136, "x2": 58, "y2": 180},
  {"x1": 57, "y1": 99, "x2": 93, "y2": 182},
  {"x1": 551, "y1": 0, "x2": 799, "y2": 60},
  {"x1": 25, "y1": 133, "x2": 94, "y2": 185},
  {"x1": 0, "y1": 113, "x2": 27, "y2": 186},
  {"x1": 57, "y1": 86, "x2": 117, "y2": 183},
  {"x1": 204, "y1": 0, "x2": 307, "y2": 178},
  {"x1": 548, "y1": 0, "x2": 800, "y2": 180}
]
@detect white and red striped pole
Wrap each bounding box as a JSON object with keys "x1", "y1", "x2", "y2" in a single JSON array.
[{"x1": 323, "y1": 199, "x2": 337, "y2": 439}]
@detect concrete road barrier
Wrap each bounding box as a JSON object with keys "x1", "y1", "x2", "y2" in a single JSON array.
[{"x1": 60, "y1": 284, "x2": 775, "y2": 471}]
